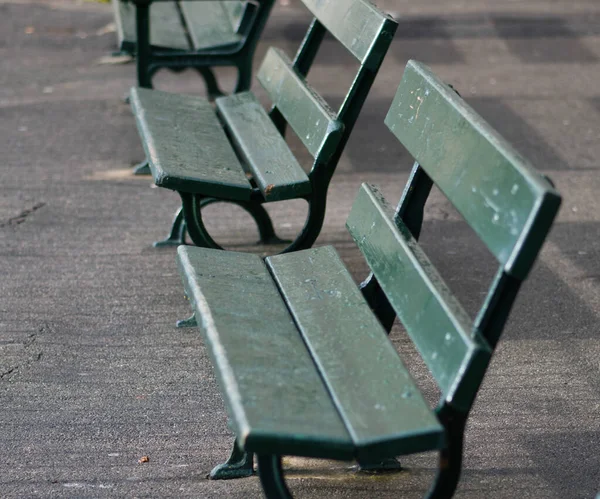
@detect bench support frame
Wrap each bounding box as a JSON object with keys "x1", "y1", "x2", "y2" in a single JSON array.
[
  {"x1": 131, "y1": 0, "x2": 272, "y2": 98},
  {"x1": 210, "y1": 438, "x2": 254, "y2": 480}
]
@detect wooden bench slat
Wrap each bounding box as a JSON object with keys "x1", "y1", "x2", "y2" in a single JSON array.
[
  {"x1": 177, "y1": 246, "x2": 355, "y2": 460},
  {"x1": 385, "y1": 60, "x2": 562, "y2": 279},
  {"x1": 130, "y1": 88, "x2": 253, "y2": 201},
  {"x1": 113, "y1": 0, "x2": 190, "y2": 51},
  {"x1": 301, "y1": 0, "x2": 396, "y2": 68},
  {"x1": 267, "y1": 246, "x2": 445, "y2": 460},
  {"x1": 216, "y1": 92, "x2": 312, "y2": 201},
  {"x1": 179, "y1": 2, "x2": 243, "y2": 50},
  {"x1": 222, "y1": 0, "x2": 246, "y2": 32},
  {"x1": 257, "y1": 48, "x2": 344, "y2": 160},
  {"x1": 347, "y1": 184, "x2": 492, "y2": 410}
]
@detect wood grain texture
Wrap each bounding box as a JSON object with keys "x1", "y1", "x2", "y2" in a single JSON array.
[
  {"x1": 257, "y1": 47, "x2": 343, "y2": 160},
  {"x1": 177, "y1": 246, "x2": 354, "y2": 460},
  {"x1": 267, "y1": 246, "x2": 445, "y2": 460},
  {"x1": 216, "y1": 92, "x2": 312, "y2": 202},
  {"x1": 130, "y1": 87, "x2": 252, "y2": 200},
  {"x1": 179, "y1": 2, "x2": 243, "y2": 50},
  {"x1": 114, "y1": 0, "x2": 190, "y2": 50},
  {"x1": 385, "y1": 60, "x2": 561, "y2": 278},
  {"x1": 300, "y1": 0, "x2": 396, "y2": 67},
  {"x1": 346, "y1": 184, "x2": 492, "y2": 410}
]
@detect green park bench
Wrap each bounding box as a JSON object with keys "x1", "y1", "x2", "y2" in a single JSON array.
[
  {"x1": 129, "y1": 0, "x2": 397, "y2": 250},
  {"x1": 174, "y1": 60, "x2": 562, "y2": 497},
  {"x1": 113, "y1": 0, "x2": 274, "y2": 97}
]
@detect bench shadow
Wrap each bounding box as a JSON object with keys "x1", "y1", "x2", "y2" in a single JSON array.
[
  {"x1": 418, "y1": 220, "x2": 600, "y2": 340},
  {"x1": 521, "y1": 431, "x2": 600, "y2": 498},
  {"x1": 492, "y1": 15, "x2": 599, "y2": 63}
]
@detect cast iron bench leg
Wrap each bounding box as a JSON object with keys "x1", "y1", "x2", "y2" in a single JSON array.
[
  {"x1": 180, "y1": 194, "x2": 288, "y2": 249},
  {"x1": 210, "y1": 438, "x2": 254, "y2": 480},
  {"x1": 176, "y1": 313, "x2": 197, "y2": 329},
  {"x1": 154, "y1": 207, "x2": 186, "y2": 247},
  {"x1": 257, "y1": 455, "x2": 292, "y2": 499},
  {"x1": 195, "y1": 67, "x2": 224, "y2": 101},
  {"x1": 426, "y1": 407, "x2": 466, "y2": 499},
  {"x1": 133, "y1": 159, "x2": 151, "y2": 176}
]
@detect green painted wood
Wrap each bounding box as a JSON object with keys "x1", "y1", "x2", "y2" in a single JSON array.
[
  {"x1": 267, "y1": 246, "x2": 445, "y2": 460},
  {"x1": 130, "y1": 87, "x2": 253, "y2": 200},
  {"x1": 346, "y1": 184, "x2": 492, "y2": 410},
  {"x1": 179, "y1": 2, "x2": 243, "y2": 50},
  {"x1": 257, "y1": 47, "x2": 344, "y2": 160},
  {"x1": 216, "y1": 92, "x2": 312, "y2": 202},
  {"x1": 300, "y1": 0, "x2": 396, "y2": 68},
  {"x1": 385, "y1": 60, "x2": 561, "y2": 279},
  {"x1": 222, "y1": 0, "x2": 246, "y2": 31},
  {"x1": 114, "y1": 0, "x2": 190, "y2": 50},
  {"x1": 177, "y1": 246, "x2": 355, "y2": 460}
]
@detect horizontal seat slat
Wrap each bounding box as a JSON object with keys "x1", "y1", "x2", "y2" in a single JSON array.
[
  {"x1": 301, "y1": 0, "x2": 396, "y2": 68},
  {"x1": 385, "y1": 60, "x2": 562, "y2": 279},
  {"x1": 216, "y1": 92, "x2": 312, "y2": 201},
  {"x1": 346, "y1": 184, "x2": 491, "y2": 410},
  {"x1": 113, "y1": 0, "x2": 189, "y2": 51},
  {"x1": 267, "y1": 246, "x2": 444, "y2": 460},
  {"x1": 130, "y1": 88, "x2": 253, "y2": 201},
  {"x1": 180, "y1": 2, "x2": 243, "y2": 50},
  {"x1": 177, "y1": 246, "x2": 354, "y2": 460},
  {"x1": 257, "y1": 48, "x2": 344, "y2": 160}
]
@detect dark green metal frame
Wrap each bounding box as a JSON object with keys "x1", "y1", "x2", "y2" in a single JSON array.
[{"x1": 153, "y1": 7, "x2": 397, "y2": 253}]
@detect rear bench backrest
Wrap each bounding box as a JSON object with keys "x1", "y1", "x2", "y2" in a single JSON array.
[
  {"x1": 257, "y1": 0, "x2": 397, "y2": 166},
  {"x1": 347, "y1": 61, "x2": 561, "y2": 411}
]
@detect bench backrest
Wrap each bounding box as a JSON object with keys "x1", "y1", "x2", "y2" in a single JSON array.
[
  {"x1": 256, "y1": 0, "x2": 397, "y2": 173},
  {"x1": 347, "y1": 60, "x2": 561, "y2": 413}
]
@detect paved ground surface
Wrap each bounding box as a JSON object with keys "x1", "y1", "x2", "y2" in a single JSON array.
[{"x1": 1, "y1": 0, "x2": 599, "y2": 497}]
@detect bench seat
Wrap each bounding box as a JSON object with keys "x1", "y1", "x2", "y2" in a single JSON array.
[
  {"x1": 113, "y1": 1, "x2": 242, "y2": 54},
  {"x1": 177, "y1": 244, "x2": 445, "y2": 462},
  {"x1": 130, "y1": 87, "x2": 312, "y2": 203}
]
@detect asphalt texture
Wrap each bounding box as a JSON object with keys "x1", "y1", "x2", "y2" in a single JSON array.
[{"x1": 1, "y1": 0, "x2": 599, "y2": 497}]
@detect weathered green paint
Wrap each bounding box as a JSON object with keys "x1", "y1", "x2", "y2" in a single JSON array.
[
  {"x1": 257, "y1": 48, "x2": 344, "y2": 161},
  {"x1": 130, "y1": 87, "x2": 253, "y2": 200},
  {"x1": 300, "y1": 0, "x2": 396, "y2": 69},
  {"x1": 173, "y1": 60, "x2": 562, "y2": 499},
  {"x1": 113, "y1": 0, "x2": 188, "y2": 52},
  {"x1": 135, "y1": 0, "x2": 396, "y2": 253},
  {"x1": 216, "y1": 92, "x2": 312, "y2": 201},
  {"x1": 267, "y1": 246, "x2": 444, "y2": 460},
  {"x1": 385, "y1": 60, "x2": 561, "y2": 279},
  {"x1": 347, "y1": 184, "x2": 492, "y2": 410},
  {"x1": 117, "y1": 0, "x2": 274, "y2": 95},
  {"x1": 177, "y1": 246, "x2": 355, "y2": 460},
  {"x1": 180, "y1": 2, "x2": 243, "y2": 50}
]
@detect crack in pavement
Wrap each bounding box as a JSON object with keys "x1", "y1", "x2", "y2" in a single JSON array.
[
  {"x1": 0, "y1": 202, "x2": 46, "y2": 229},
  {"x1": 0, "y1": 323, "x2": 48, "y2": 381}
]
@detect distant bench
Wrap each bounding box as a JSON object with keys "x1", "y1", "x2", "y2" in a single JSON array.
[
  {"x1": 130, "y1": 0, "x2": 397, "y2": 250},
  {"x1": 175, "y1": 60, "x2": 561, "y2": 498},
  {"x1": 113, "y1": 0, "x2": 274, "y2": 96}
]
